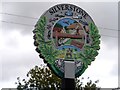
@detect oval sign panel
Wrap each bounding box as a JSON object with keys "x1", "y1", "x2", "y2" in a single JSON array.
[{"x1": 33, "y1": 4, "x2": 100, "y2": 78}]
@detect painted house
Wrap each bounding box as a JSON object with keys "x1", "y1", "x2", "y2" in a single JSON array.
[{"x1": 67, "y1": 23, "x2": 85, "y2": 36}]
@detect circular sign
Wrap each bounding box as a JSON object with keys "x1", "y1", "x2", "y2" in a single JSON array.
[{"x1": 33, "y1": 4, "x2": 100, "y2": 78}]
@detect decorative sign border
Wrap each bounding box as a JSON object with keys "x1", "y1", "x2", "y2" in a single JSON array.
[{"x1": 33, "y1": 4, "x2": 100, "y2": 78}]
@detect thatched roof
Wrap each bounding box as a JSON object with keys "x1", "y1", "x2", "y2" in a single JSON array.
[{"x1": 67, "y1": 23, "x2": 83, "y2": 30}]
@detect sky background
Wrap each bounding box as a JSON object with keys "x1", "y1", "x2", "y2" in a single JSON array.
[{"x1": 0, "y1": 1, "x2": 119, "y2": 89}]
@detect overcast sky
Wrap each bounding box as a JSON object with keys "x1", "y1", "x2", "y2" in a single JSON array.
[{"x1": 0, "y1": 1, "x2": 119, "y2": 89}]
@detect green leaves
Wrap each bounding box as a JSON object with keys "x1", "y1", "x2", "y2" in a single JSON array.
[
  {"x1": 90, "y1": 23, "x2": 101, "y2": 50},
  {"x1": 78, "y1": 23, "x2": 100, "y2": 68},
  {"x1": 33, "y1": 16, "x2": 59, "y2": 65},
  {"x1": 16, "y1": 65, "x2": 100, "y2": 90},
  {"x1": 33, "y1": 16, "x2": 46, "y2": 47}
]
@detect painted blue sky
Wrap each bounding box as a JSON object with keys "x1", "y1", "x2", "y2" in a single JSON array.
[
  {"x1": 57, "y1": 18, "x2": 76, "y2": 27},
  {"x1": 57, "y1": 45, "x2": 81, "y2": 52}
]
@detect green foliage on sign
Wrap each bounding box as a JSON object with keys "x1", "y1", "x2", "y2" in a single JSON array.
[
  {"x1": 33, "y1": 16, "x2": 59, "y2": 64},
  {"x1": 79, "y1": 23, "x2": 100, "y2": 68}
]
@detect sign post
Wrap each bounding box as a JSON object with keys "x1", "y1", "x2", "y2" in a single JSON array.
[
  {"x1": 33, "y1": 4, "x2": 100, "y2": 89},
  {"x1": 62, "y1": 60, "x2": 75, "y2": 89}
]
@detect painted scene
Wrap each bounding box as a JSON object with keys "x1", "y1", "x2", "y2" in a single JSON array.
[{"x1": 52, "y1": 18, "x2": 85, "y2": 60}]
